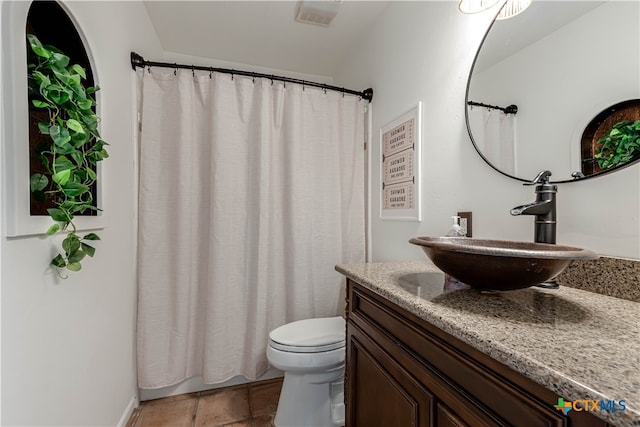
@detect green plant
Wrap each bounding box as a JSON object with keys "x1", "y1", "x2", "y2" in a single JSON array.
[
  {"x1": 27, "y1": 34, "x2": 108, "y2": 275},
  {"x1": 594, "y1": 119, "x2": 640, "y2": 170}
]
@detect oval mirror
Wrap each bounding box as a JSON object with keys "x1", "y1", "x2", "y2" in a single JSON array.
[{"x1": 465, "y1": 1, "x2": 640, "y2": 183}]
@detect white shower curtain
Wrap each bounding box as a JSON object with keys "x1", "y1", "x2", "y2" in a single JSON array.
[
  {"x1": 136, "y1": 68, "x2": 366, "y2": 389},
  {"x1": 469, "y1": 106, "x2": 517, "y2": 175}
]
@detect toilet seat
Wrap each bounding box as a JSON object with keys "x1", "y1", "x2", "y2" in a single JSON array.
[{"x1": 269, "y1": 316, "x2": 345, "y2": 353}]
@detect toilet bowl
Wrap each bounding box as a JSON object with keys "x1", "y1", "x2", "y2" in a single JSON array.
[{"x1": 266, "y1": 316, "x2": 346, "y2": 427}]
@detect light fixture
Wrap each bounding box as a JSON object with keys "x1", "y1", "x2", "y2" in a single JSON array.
[
  {"x1": 458, "y1": 0, "x2": 501, "y2": 15},
  {"x1": 495, "y1": 0, "x2": 531, "y2": 20},
  {"x1": 458, "y1": 0, "x2": 531, "y2": 20}
]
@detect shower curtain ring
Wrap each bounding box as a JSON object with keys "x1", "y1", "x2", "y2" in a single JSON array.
[
  {"x1": 231, "y1": 69, "x2": 234, "y2": 80},
  {"x1": 209, "y1": 68, "x2": 213, "y2": 79},
  {"x1": 252, "y1": 76, "x2": 255, "y2": 84},
  {"x1": 147, "y1": 65, "x2": 151, "y2": 74},
  {"x1": 192, "y1": 65, "x2": 195, "y2": 77},
  {"x1": 174, "y1": 64, "x2": 177, "y2": 75},
  {"x1": 271, "y1": 75, "x2": 274, "y2": 85}
]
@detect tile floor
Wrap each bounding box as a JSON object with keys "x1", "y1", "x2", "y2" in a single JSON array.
[{"x1": 127, "y1": 378, "x2": 283, "y2": 427}]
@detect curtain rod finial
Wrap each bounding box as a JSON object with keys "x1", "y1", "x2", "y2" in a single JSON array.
[
  {"x1": 362, "y1": 88, "x2": 373, "y2": 103},
  {"x1": 131, "y1": 52, "x2": 145, "y2": 71}
]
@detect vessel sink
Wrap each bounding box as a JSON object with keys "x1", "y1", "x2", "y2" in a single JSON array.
[{"x1": 409, "y1": 237, "x2": 598, "y2": 291}]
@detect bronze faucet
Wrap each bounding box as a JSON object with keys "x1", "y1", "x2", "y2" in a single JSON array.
[{"x1": 510, "y1": 171, "x2": 557, "y2": 244}]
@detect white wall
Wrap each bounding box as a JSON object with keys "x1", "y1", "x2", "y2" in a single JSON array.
[
  {"x1": 335, "y1": 1, "x2": 640, "y2": 261},
  {"x1": 0, "y1": 1, "x2": 162, "y2": 426}
]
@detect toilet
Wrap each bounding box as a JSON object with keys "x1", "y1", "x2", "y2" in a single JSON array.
[{"x1": 266, "y1": 316, "x2": 346, "y2": 427}]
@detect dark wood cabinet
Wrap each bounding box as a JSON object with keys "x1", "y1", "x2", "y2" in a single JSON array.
[
  {"x1": 437, "y1": 403, "x2": 469, "y2": 427},
  {"x1": 349, "y1": 335, "x2": 431, "y2": 427},
  {"x1": 345, "y1": 280, "x2": 610, "y2": 427}
]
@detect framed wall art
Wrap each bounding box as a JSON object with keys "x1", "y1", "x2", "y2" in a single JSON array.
[{"x1": 380, "y1": 102, "x2": 422, "y2": 221}]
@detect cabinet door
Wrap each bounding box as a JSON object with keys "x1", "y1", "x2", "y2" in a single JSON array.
[
  {"x1": 436, "y1": 403, "x2": 469, "y2": 427},
  {"x1": 347, "y1": 326, "x2": 433, "y2": 427}
]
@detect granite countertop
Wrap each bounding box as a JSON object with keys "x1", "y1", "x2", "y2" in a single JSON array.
[{"x1": 336, "y1": 260, "x2": 640, "y2": 427}]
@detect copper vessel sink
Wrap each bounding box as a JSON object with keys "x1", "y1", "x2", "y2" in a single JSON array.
[{"x1": 409, "y1": 237, "x2": 598, "y2": 291}]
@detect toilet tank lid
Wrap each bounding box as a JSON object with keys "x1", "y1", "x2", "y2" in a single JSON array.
[{"x1": 269, "y1": 316, "x2": 345, "y2": 347}]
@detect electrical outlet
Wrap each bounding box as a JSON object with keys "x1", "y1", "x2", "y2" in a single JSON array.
[
  {"x1": 459, "y1": 217, "x2": 468, "y2": 235},
  {"x1": 457, "y1": 211, "x2": 472, "y2": 237}
]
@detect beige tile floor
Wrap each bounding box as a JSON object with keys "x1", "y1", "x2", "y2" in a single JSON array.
[{"x1": 127, "y1": 378, "x2": 283, "y2": 427}]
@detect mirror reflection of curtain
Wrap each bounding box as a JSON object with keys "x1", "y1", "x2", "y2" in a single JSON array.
[
  {"x1": 469, "y1": 106, "x2": 516, "y2": 175},
  {"x1": 135, "y1": 68, "x2": 366, "y2": 388}
]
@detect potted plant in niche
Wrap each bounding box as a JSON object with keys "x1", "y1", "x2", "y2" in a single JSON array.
[
  {"x1": 26, "y1": 34, "x2": 109, "y2": 275},
  {"x1": 594, "y1": 119, "x2": 640, "y2": 170}
]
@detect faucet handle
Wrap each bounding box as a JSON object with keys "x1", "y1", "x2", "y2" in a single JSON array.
[
  {"x1": 524, "y1": 170, "x2": 552, "y2": 186},
  {"x1": 571, "y1": 171, "x2": 585, "y2": 179}
]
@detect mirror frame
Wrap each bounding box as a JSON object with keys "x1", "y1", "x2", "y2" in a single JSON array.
[{"x1": 464, "y1": 6, "x2": 640, "y2": 184}]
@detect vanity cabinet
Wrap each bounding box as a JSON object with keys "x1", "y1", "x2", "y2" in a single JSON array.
[{"x1": 345, "y1": 280, "x2": 611, "y2": 427}]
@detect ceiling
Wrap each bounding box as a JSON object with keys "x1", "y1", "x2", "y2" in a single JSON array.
[
  {"x1": 143, "y1": 1, "x2": 391, "y2": 78},
  {"x1": 143, "y1": 1, "x2": 607, "y2": 79}
]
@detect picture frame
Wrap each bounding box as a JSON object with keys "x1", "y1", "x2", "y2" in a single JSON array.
[{"x1": 380, "y1": 102, "x2": 422, "y2": 221}]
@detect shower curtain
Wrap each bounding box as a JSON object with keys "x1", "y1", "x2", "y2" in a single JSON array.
[
  {"x1": 469, "y1": 106, "x2": 517, "y2": 175},
  {"x1": 136, "y1": 68, "x2": 366, "y2": 389}
]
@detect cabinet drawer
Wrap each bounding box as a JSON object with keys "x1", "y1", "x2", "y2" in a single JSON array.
[{"x1": 348, "y1": 281, "x2": 567, "y2": 427}]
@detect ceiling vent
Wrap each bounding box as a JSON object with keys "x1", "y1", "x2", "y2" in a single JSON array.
[{"x1": 295, "y1": 0, "x2": 342, "y2": 27}]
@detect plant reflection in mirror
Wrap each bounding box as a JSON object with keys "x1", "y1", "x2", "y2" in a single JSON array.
[
  {"x1": 594, "y1": 120, "x2": 640, "y2": 170},
  {"x1": 27, "y1": 34, "x2": 108, "y2": 277}
]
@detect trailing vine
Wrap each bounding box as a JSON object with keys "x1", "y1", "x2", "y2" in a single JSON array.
[
  {"x1": 594, "y1": 119, "x2": 640, "y2": 170},
  {"x1": 27, "y1": 34, "x2": 108, "y2": 275}
]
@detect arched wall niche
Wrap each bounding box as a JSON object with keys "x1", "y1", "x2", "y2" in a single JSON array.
[
  {"x1": 2, "y1": 0, "x2": 105, "y2": 237},
  {"x1": 26, "y1": 2, "x2": 95, "y2": 86},
  {"x1": 579, "y1": 99, "x2": 640, "y2": 176},
  {"x1": 27, "y1": 0, "x2": 98, "y2": 216}
]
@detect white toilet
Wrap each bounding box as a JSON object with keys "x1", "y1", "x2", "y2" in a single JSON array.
[{"x1": 266, "y1": 316, "x2": 346, "y2": 427}]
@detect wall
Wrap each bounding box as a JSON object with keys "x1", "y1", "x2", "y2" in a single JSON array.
[
  {"x1": 335, "y1": 1, "x2": 640, "y2": 261},
  {"x1": 0, "y1": 1, "x2": 162, "y2": 426}
]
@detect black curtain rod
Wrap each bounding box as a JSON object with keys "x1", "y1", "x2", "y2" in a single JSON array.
[
  {"x1": 467, "y1": 101, "x2": 518, "y2": 114},
  {"x1": 130, "y1": 52, "x2": 373, "y2": 103}
]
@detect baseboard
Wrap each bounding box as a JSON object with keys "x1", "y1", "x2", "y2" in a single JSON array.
[{"x1": 117, "y1": 395, "x2": 139, "y2": 427}]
